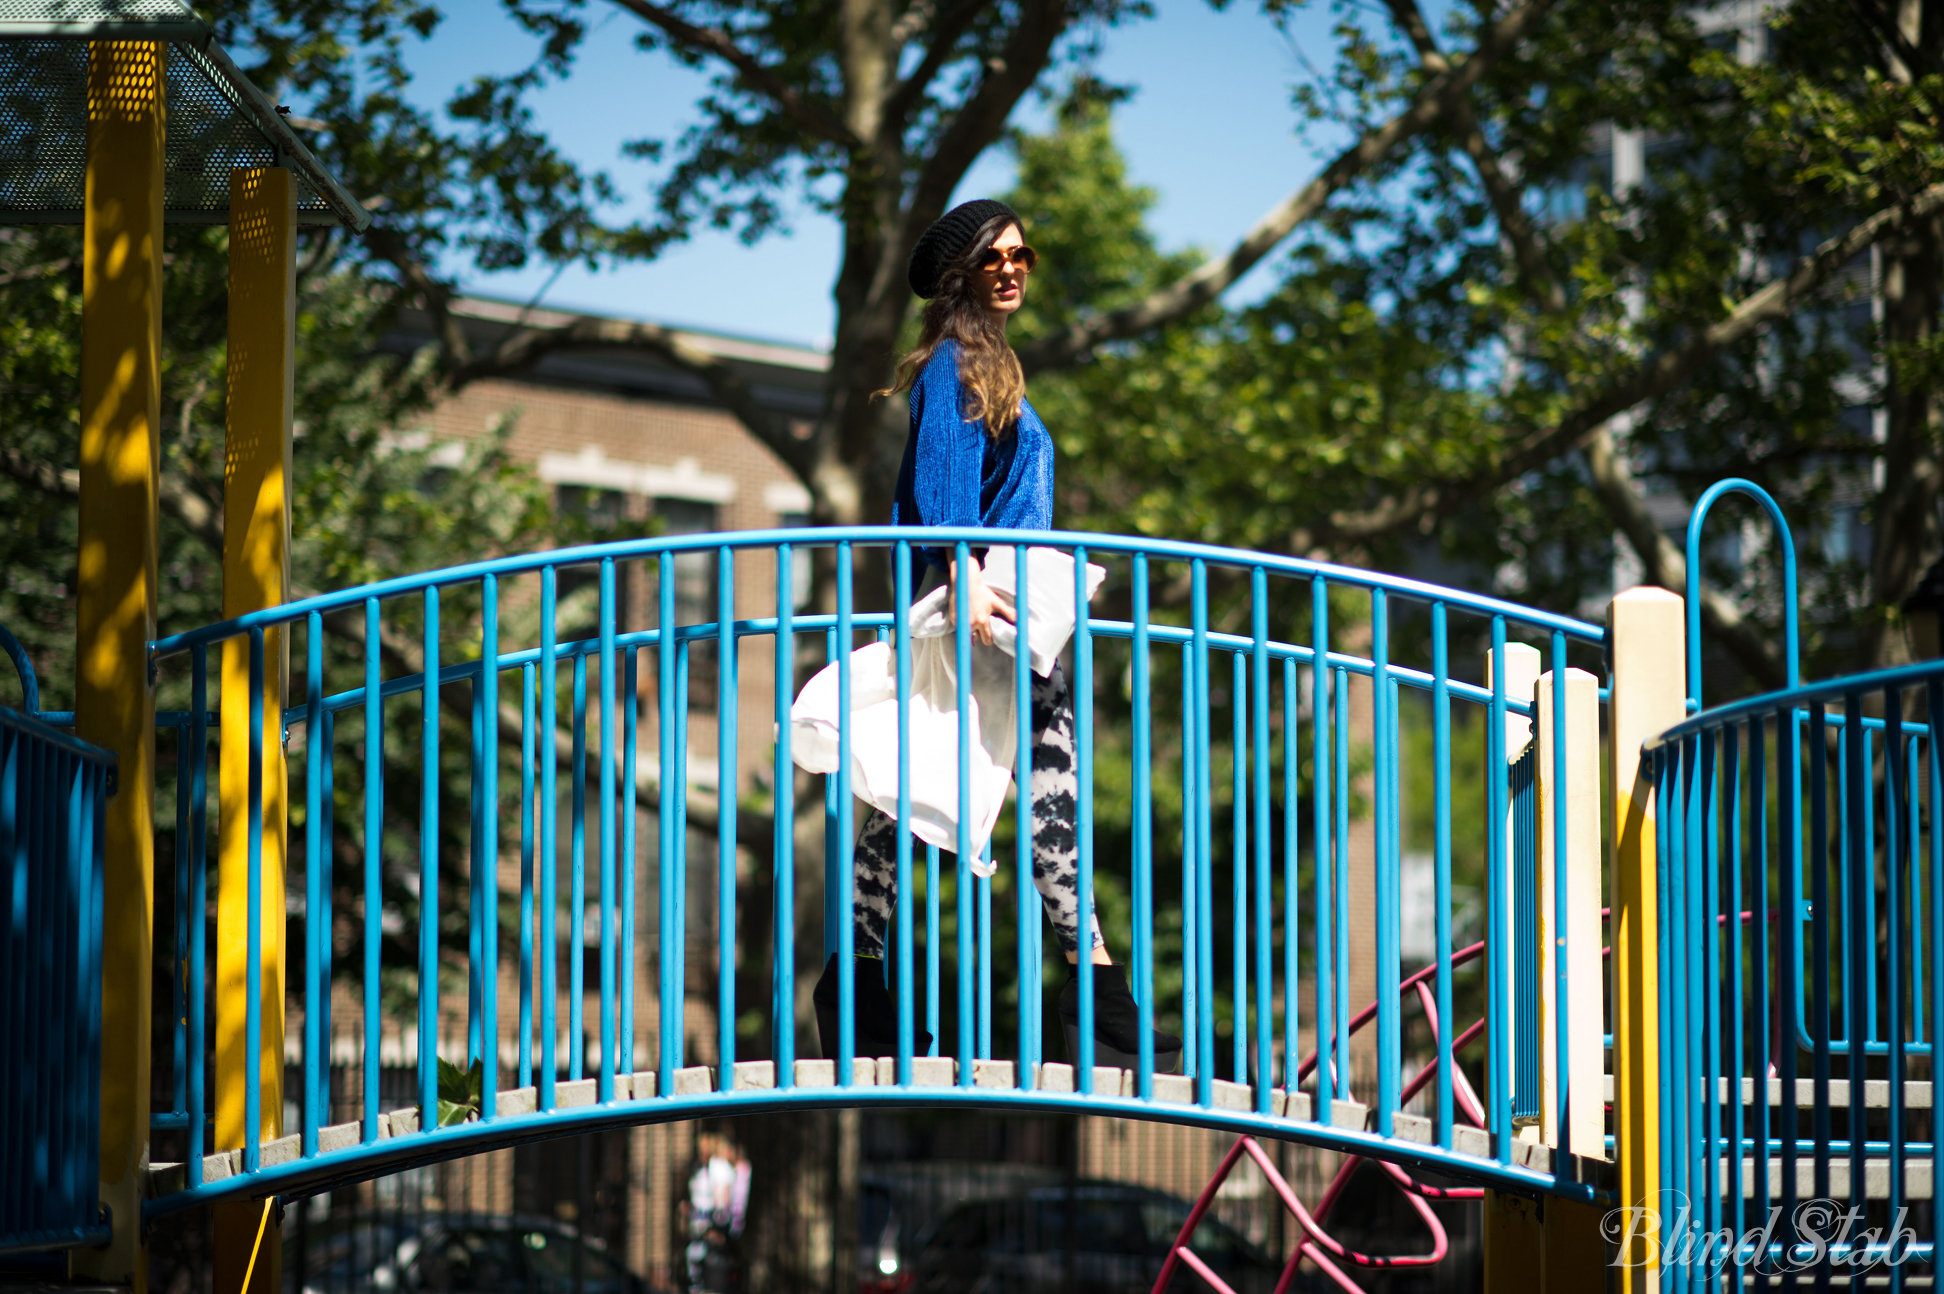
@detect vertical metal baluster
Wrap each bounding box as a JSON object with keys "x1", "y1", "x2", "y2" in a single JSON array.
[
  {"x1": 1372, "y1": 593, "x2": 1397, "y2": 1134},
  {"x1": 895, "y1": 540, "x2": 913, "y2": 1084},
  {"x1": 1431, "y1": 602, "x2": 1453, "y2": 1146},
  {"x1": 481, "y1": 575, "x2": 500, "y2": 1117},
  {"x1": 953, "y1": 540, "x2": 976, "y2": 1086},
  {"x1": 1486, "y1": 616, "x2": 1508, "y2": 1161},
  {"x1": 928, "y1": 841, "x2": 941, "y2": 1059},
  {"x1": 1844, "y1": 697, "x2": 1870, "y2": 1239},
  {"x1": 303, "y1": 613, "x2": 323, "y2": 1156},
  {"x1": 773, "y1": 543, "x2": 796, "y2": 1087},
  {"x1": 1928, "y1": 682, "x2": 1944, "y2": 1252},
  {"x1": 1864, "y1": 723, "x2": 1880, "y2": 1050},
  {"x1": 1726, "y1": 720, "x2": 1746, "y2": 1257},
  {"x1": 598, "y1": 560, "x2": 618, "y2": 1103},
  {"x1": 1232, "y1": 650, "x2": 1247, "y2": 1089},
  {"x1": 1281, "y1": 653, "x2": 1299, "y2": 1111},
  {"x1": 1228, "y1": 648, "x2": 1244, "y2": 1080},
  {"x1": 978, "y1": 851, "x2": 992, "y2": 1063},
  {"x1": 1017, "y1": 544, "x2": 1038, "y2": 1086},
  {"x1": 675, "y1": 646, "x2": 691, "y2": 1071},
  {"x1": 520, "y1": 660, "x2": 535, "y2": 1093},
  {"x1": 1752, "y1": 714, "x2": 1773, "y2": 1273},
  {"x1": 715, "y1": 547, "x2": 737, "y2": 1092},
  {"x1": 1701, "y1": 723, "x2": 1722, "y2": 1257},
  {"x1": 825, "y1": 621, "x2": 841, "y2": 969},
  {"x1": 622, "y1": 646, "x2": 638, "y2": 1083},
  {"x1": 420, "y1": 592, "x2": 441, "y2": 1130},
  {"x1": 572, "y1": 652, "x2": 587, "y2": 1082},
  {"x1": 1131, "y1": 553, "x2": 1153, "y2": 1098},
  {"x1": 1075, "y1": 545, "x2": 1095, "y2": 1093},
  {"x1": 836, "y1": 541, "x2": 856, "y2": 1082},
  {"x1": 541, "y1": 569, "x2": 559, "y2": 1109},
  {"x1": 1192, "y1": 558, "x2": 1211, "y2": 1105},
  {"x1": 1311, "y1": 579, "x2": 1331, "y2": 1114},
  {"x1": 1181, "y1": 640, "x2": 1197, "y2": 1086},
  {"x1": 171, "y1": 722, "x2": 188, "y2": 1126},
  {"x1": 1250, "y1": 571, "x2": 1271, "y2": 1109},
  {"x1": 657, "y1": 553, "x2": 677, "y2": 1097},
  {"x1": 1333, "y1": 665, "x2": 1351, "y2": 1102},
  {"x1": 1884, "y1": 687, "x2": 1909, "y2": 1292},
  {"x1": 190, "y1": 647, "x2": 209, "y2": 1177},
  {"x1": 321, "y1": 714, "x2": 336, "y2": 1098},
  {"x1": 247, "y1": 627, "x2": 265, "y2": 1167},
  {"x1": 1811, "y1": 703, "x2": 1832, "y2": 1202},
  {"x1": 1907, "y1": 722, "x2": 1924, "y2": 1052},
  {"x1": 469, "y1": 642, "x2": 485, "y2": 1073}
]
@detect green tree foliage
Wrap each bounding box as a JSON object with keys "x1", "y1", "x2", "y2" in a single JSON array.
[{"x1": 1012, "y1": 0, "x2": 1944, "y2": 686}]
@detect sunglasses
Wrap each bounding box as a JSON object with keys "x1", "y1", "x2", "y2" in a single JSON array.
[{"x1": 976, "y1": 245, "x2": 1038, "y2": 274}]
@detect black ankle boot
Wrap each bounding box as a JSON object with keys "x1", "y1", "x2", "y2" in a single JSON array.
[
  {"x1": 812, "y1": 954, "x2": 933, "y2": 1060},
  {"x1": 1058, "y1": 963, "x2": 1183, "y2": 1073}
]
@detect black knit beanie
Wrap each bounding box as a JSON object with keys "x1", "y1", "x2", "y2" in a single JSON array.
[{"x1": 907, "y1": 199, "x2": 1020, "y2": 299}]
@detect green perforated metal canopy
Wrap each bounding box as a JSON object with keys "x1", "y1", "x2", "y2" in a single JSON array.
[{"x1": 0, "y1": 0, "x2": 370, "y2": 229}]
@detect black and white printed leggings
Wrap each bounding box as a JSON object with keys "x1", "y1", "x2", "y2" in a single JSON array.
[{"x1": 850, "y1": 661, "x2": 1105, "y2": 959}]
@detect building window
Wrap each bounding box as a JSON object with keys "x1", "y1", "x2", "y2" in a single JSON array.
[
  {"x1": 656, "y1": 498, "x2": 720, "y2": 707},
  {"x1": 554, "y1": 485, "x2": 631, "y2": 631},
  {"x1": 779, "y1": 512, "x2": 814, "y2": 611}
]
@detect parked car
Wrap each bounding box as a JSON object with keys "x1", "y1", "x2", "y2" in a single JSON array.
[
  {"x1": 284, "y1": 1212, "x2": 659, "y2": 1293},
  {"x1": 908, "y1": 1181, "x2": 1286, "y2": 1294}
]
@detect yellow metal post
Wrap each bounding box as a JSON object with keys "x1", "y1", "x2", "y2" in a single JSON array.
[
  {"x1": 1608, "y1": 586, "x2": 1683, "y2": 1293},
  {"x1": 214, "y1": 165, "x2": 296, "y2": 1294},
  {"x1": 69, "y1": 39, "x2": 165, "y2": 1290},
  {"x1": 1484, "y1": 1190, "x2": 1544, "y2": 1290},
  {"x1": 1487, "y1": 1192, "x2": 1611, "y2": 1290}
]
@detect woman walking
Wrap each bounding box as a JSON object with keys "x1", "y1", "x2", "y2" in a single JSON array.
[{"x1": 811, "y1": 198, "x2": 1182, "y2": 1073}]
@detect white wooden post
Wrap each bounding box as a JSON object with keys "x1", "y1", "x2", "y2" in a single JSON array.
[{"x1": 1536, "y1": 667, "x2": 1602, "y2": 1157}]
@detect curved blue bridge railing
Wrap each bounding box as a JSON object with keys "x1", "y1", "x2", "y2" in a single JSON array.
[
  {"x1": 1648, "y1": 656, "x2": 1944, "y2": 1281},
  {"x1": 136, "y1": 526, "x2": 1611, "y2": 1219}
]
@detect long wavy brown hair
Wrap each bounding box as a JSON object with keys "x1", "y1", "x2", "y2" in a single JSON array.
[{"x1": 876, "y1": 212, "x2": 1026, "y2": 436}]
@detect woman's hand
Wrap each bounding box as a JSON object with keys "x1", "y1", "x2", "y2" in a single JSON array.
[{"x1": 949, "y1": 556, "x2": 1015, "y2": 646}]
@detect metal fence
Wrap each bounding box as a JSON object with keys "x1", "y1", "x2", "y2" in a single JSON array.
[
  {"x1": 0, "y1": 694, "x2": 113, "y2": 1254},
  {"x1": 1647, "y1": 657, "x2": 1944, "y2": 1284},
  {"x1": 140, "y1": 526, "x2": 1609, "y2": 1215}
]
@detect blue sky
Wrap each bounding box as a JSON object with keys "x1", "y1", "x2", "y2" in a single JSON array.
[{"x1": 404, "y1": 1, "x2": 1359, "y2": 349}]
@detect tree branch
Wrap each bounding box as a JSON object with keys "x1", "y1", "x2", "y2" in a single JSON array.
[
  {"x1": 881, "y1": 0, "x2": 990, "y2": 127},
  {"x1": 1015, "y1": 0, "x2": 1554, "y2": 374},
  {"x1": 1324, "y1": 182, "x2": 1944, "y2": 539},
  {"x1": 365, "y1": 227, "x2": 474, "y2": 370},
  {"x1": 603, "y1": 0, "x2": 863, "y2": 149},
  {"x1": 1583, "y1": 425, "x2": 1787, "y2": 688},
  {"x1": 902, "y1": 0, "x2": 1071, "y2": 250},
  {"x1": 1383, "y1": 0, "x2": 1565, "y2": 310}
]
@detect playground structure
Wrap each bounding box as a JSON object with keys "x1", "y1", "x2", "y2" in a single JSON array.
[{"x1": 0, "y1": 8, "x2": 1941, "y2": 1292}]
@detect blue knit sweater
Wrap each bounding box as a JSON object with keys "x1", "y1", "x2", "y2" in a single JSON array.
[{"x1": 890, "y1": 342, "x2": 1053, "y2": 571}]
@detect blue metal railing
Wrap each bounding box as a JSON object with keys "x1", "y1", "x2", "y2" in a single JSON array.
[
  {"x1": 1648, "y1": 658, "x2": 1944, "y2": 1283},
  {"x1": 0, "y1": 694, "x2": 113, "y2": 1255},
  {"x1": 140, "y1": 526, "x2": 1607, "y2": 1214}
]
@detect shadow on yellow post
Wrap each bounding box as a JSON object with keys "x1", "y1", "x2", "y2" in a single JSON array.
[
  {"x1": 71, "y1": 38, "x2": 165, "y2": 1291},
  {"x1": 214, "y1": 164, "x2": 297, "y2": 1294}
]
